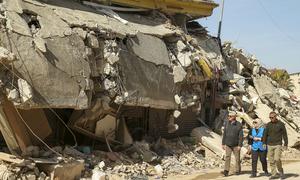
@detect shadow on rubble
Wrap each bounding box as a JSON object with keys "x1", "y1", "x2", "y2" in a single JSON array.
[{"x1": 43, "y1": 0, "x2": 165, "y2": 26}]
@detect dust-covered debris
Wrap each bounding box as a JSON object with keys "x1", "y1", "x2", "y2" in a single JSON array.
[
  {"x1": 0, "y1": 0, "x2": 299, "y2": 180},
  {"x1": 219, "y1": 42, "x2": 300, "y2": 147}
]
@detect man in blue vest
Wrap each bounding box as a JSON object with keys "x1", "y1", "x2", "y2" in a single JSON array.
[{"x1": 248, "y1": 118, "x2": 269, "y2": 178}]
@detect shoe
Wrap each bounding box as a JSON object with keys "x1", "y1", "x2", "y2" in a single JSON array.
[
  {"x1": 223, "y1": 170, "x2": 229, "y2": 177},
  {"x1": 279, "y1": 172, "x2": 285, "y2": 179},
  {"x1": 235, "y1": 171, "x2": 241, "y2": 175},
  {"x1": 263, "y1": 171, "x2": 271, "y2": 177},
  {"x1": 269, "y1": 176, "x2": 278, "y2": 180},
  {"x1": 250, "y1": 174, "x2": 257, "y2": 178}
]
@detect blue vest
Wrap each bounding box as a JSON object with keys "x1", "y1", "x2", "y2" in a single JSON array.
[{"x1": 251, "y1": 127, "x2": 266, "y2": 151}]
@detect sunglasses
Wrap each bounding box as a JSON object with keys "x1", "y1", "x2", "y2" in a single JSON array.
[
  {"x1": 269, "y1": 116, "x2": 276, "y2": 119},
  {"x1": 253, "y1": 122, "x2": 258, "y2": 124}
]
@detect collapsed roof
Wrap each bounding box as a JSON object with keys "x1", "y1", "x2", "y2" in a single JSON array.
[{"x1": 0, "y1": 0, "x2": 224, "y2": 154}]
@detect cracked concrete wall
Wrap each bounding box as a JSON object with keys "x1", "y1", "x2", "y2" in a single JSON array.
[
  {"x1": 0, "y1": 0, "x2": 225, "y2": 141},
  {"x1": 0, "y1": 0, "x2": 178, "y2": 109}
]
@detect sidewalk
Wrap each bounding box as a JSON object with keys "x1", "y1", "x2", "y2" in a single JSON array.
[{"x1": 166, "y1": 160, "x2": 300, "y2": 180}]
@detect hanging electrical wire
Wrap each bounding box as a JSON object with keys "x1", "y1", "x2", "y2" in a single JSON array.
[
  {"x1": 256, "y1": 0, "x2": 299, "y2": 43},
  {"x1": 2, "y1": 32, "x2": 78, "y2": 148},
  {"x1": 0, "y1": 60, "x2": 77, "y2": 155}
]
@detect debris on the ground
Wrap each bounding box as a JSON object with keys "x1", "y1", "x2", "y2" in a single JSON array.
[
  {"x1": 0, "y1": 0, "x2": 299, "y2": 180},
  {"x1": 222, "y1": 42, "x2": 300, "y2": 147}
]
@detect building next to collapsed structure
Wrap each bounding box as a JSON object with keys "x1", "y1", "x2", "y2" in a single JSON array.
[{"x1": 0, "y1": 0, "x2": 300, "y2": 179}]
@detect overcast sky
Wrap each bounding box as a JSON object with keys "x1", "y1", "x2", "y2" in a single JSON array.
[{"x1": 198, "y1": 0, "x2": 300, "y2": 73}]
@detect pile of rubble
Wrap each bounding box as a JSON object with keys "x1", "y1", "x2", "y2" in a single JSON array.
[
  {"x1": 82, "y1": 138, "x2": 224, "y2": 179},
  {"x1": 219, "y1": 42, "x2": 300, "y2": 147},
  {"x1": 0, "y1": 138, "x2": 226, "y2": 180},
  {"x1": 0, "y1": 0, "x2": 299, "y2": 179},
  {"x1": 0, "y1": 0, "x2": 224, "y2": 147}
]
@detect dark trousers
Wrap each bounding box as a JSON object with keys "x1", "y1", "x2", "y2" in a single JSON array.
[{"x1": 251, "y1": 149, "x2": 268, "y2": 174}]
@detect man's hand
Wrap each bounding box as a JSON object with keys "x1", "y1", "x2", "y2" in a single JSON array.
[
  {"x1": 222, "y1": 145, "x2": 226, "y2": 150},
  {"x1": 253, "y1": 137, "x2": 261, "y2": 141},
  {"x1": 247, "y1": 146, "x2": 252, "y2": 155},
  {"x1": 282, "y1": 146, "x2": 288, "y2": 151}
]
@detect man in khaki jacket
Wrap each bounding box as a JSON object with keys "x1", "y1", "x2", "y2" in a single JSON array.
[{"x1": 263, "y1": 112, "x2": 288, "y2": 179}]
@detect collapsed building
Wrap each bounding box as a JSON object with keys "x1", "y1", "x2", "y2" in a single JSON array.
[
  {"x1": 0, "y1": 0, "x2": 299, "y2": 179},
  {"x1": 0, "y1": 0, "x2": 223, "y2": 153}
]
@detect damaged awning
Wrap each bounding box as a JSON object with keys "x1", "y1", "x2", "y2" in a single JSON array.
[{"x1": 92, "y1": 0, "x2": 218, "y2": 17}]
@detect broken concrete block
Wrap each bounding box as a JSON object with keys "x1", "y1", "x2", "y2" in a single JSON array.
[
  {"x1": 252, "y1": 65, "x2": 260, "y2": 75},
  {"x1": 173, "y1": 110, "x2": 181, "y2": 118},
  {"x1": 177, "y1": 51, "x2": 192, "y2": 67},
  {"x1": 167, "y1": 124, "x2": 179, "y2": 133},
  {"x1": 127, "y1": 33, "x2": 170, "y2": 66},
  {"x1": 97, "y1": 161, "x2": 105, "y2": 170},
  {"x1": 0, "y1": 32, "x2": 92, "y2": 109},
  {"x1": 23, "y1": 146, "x2": 40, "y2": 158},
  {"x1": 173, "y1": 65, "x2": 187, "y2": 83},
  {"x1": 114, "y1": 92, "x2": 129, "y2": 104},
  {"x1": 191, "y1": 127, "x2": 224, "y2": 158},
  {"x1": 168, "y1": 115, "x2": 179, "y2": 133},
  {"x1": 106, "y1": 52, "x2": 119, "y2": 65},
  {"x1": 17, "y1": 78, "x2": 33, "y2": 103},
  {"x1": 233, "y1": 73, "x2": 246, "y2": 90},
  {"x1": 154, "y1": 165, "x2": 163, "y2": 177},
  {"x1": 19, "y1": 108, "x2": 52, "y2": 144},
  {"x1": 119, "y1": 48, "x2": 176, "y2": 109},
  {"x1": 39, "y1": 160, "x2": 84, "y2": 180},
  {"x1": 0, "y1": 152, "x2": 25, "y2": 165},
  {"x1": 103, "y1": 63, "x2": 116, "y2": 76},
  {"x1": 4, "y1": 0, "x2": 23, "y2": 13},
  {"x1": 0, "y1": 47, "x2": 15, "y2": 64},
  {"x1": 176, "y1": 40, "x2": 186, "y2": 52},
  {"x1": 191, "y1": 127, "x2": 248, "y2": 160},
  {"x1": 133, "y1": 141, "x2": 158, "y2": 162},
  {"x1": 114, "y1": 95, "x2": 124, "y2": 104},
  {"x1": 0, "y1": 164, "x2": 16, "y2": 179},
  {"x1": 33, "y1": 36, "x2": 47, "y2": 52},
  {"x1": 7, "y1": 89, "x2": 20, "y2": 102},
  {"x1": 87, "y1": 33, "x2": 99, "y2": 48},
  {"x1": 117, "y1": 118, "x2": 133, "y2": 145},
  {"x1": 95, "y1": 115, "x2": 117, "y2": 140},
  {"x1": 174, "y1": 95, "x2": 182, "y2": 105},
  {"x1": 22, "y1": 173, "x2": 36, "y2": 180},
  {"x1": 278, "y1": 88, "x2": 290, "y2": 100},
  {"x1": 72, "y1": 27, "x2": 87, "y2": 40},
  {"x1": 92, "y1": 169, "x2": 107, "y2": 180},
  {"x1": 63, "y1": 146, "x2": 86, "y2": 158},
  {"x1": 5, "y1": 11, "x2": 32, "y2": 36},
  {"x1": 76, "y1": 89, "x2": 89, "y2": 109},
  {"x1": 103, "y1": 79, "x2": 116, "y2": 90},
  {"x1": 0, "y1": 99, "x2": 54, "y2": 155}
]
